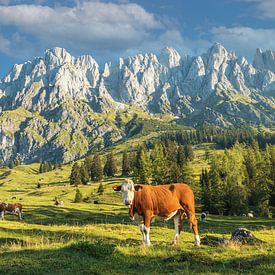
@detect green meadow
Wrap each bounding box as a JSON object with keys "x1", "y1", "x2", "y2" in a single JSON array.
[{"x1": 0, "y1": 151, "x2": 274, "y2": 275}]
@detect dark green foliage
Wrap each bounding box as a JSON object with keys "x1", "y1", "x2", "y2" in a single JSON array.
[
  {"x1": 91, "y1": 155, "x2": 103, "y2": 181},
  {"x1": 136, "y1": 147, "x2": 151, "y2": 184},
  {"x1": 39, "y1": 161, "x2": 54, "y2": 173},
  {"x1": 70, "y1": 163, "x2": 82, "y2": 186},
  {"x1": 184, "y1": 144, "x2": 194, "y2": 161},
  {"x1": 200, "y1": 143, "x2": 275, "y2": 216},
  {"x1": 104, "y1": 153, "x2": 117, "y2": 177},
  {"x1": 74, "y1": 188, "x2": 83, "y2": 203},
  {"x1": 8, "y1": 160, "x2": 14, "y2": 169},
  {"x1": 151, "y1": 143, "x2": 167, "y2": 184},
  {"x1": 160, "y1": 127, "x2": 275, "y2": 149},
  {"x1": 177, "y1": 145, "x2": 185, "y2": 166},
  {"x1": 80, "y1": 164, "x2": 89, "y2": 184},
  {"x1": 122, "y1": 152, "x2": 131, "y2": 176}
]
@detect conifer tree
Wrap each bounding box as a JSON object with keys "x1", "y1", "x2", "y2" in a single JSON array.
[
  {"x1": 104, "y1": 153, "x2": 117, "y2": 177},
  {"x1": 74, "y1": 188, "x2": 83, "y2": 203},
  {"x1": 91, "y1": 154, "x2": 103, "y2": 181},
  {"x1": 70, "y1": 163, "x2": 82, "y2": 186},
  {"x1": 137, "y1": 148, "x2": 151, "y2": 184},
  {"x1": 80, "y1": 163, "x2": 90, "y2": 184},
  {"x1": 122, "y1": 152, "x2": 131, "y2": 176},
  {"x1": 151, "y1": 143, "x2": 167, "y2": 184},
  {"x1": 177, "y1": 145, "x2": 185, "y2": 166}
]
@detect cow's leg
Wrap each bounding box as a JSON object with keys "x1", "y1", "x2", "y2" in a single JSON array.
[
  {"x1": 0, "y1": 211, "x2": 4, "y2": 220},
  {"x1": 187, "y1": 210, "x2": 200, "y2": 246},
  {"x1": 143, "y1": 212, "x2": 151, "y2": 246},
  {"x1": 139, "y1": 223, "x2": 146, "y2": 244},
  {"x1": 17, "y1": 209, "x2": 23, "y2": 221},
  {"x1": 172, "y1": 213, "x2": 182, "y2": 245}
]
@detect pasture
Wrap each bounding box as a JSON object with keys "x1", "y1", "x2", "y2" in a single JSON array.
[{"x1": 0, "y1": 164, "x2": 274, "y2": 274}]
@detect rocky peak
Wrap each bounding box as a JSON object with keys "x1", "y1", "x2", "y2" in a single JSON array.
[
  {"x1": 253, "y1": 48, "x2": 275, "y2": 72},
  {"x1": 44, "y1": 47, "x2": 74, "y2": 69},
  {"x1": 158, "y1": 47, "x2": 181, "y2": 68}
]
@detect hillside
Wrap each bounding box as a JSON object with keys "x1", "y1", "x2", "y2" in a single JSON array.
[{"x1": 0, "y1": 43, "x2": 274, "y2": 164}]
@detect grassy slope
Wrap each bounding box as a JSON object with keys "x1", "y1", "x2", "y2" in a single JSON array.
[{"x1": 0, "y1": 147, "x2": 274, "y2": 274}]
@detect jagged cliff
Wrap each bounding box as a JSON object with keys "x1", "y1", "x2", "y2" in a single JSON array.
[{"x1": 0, "y1": 43, "x2": 274, "y2": 163}]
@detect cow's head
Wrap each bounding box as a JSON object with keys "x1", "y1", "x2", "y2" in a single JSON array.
[{"x1": 113, "y1": 179, "x2": 142, "y2": 207}]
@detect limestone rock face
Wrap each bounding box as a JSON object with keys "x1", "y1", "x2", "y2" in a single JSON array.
[{"x1": 0, "y1": 44, "x2": 274, "y2": 163}]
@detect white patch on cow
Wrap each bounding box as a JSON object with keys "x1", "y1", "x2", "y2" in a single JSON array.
[
  {"x1": 247, "y1": 213, "x2": 253, "y2": 218},
  {"x1": 143, "y1": 226, "x2": 151, "y2": 246},
  {"x1": 164, "y1": 210, "x2": 178, "y2": 221},
  {"x1": 172, "y1": 214, "x2": 180, "y2": 245},
  {"x1": 120, "y1": 179, "x2": 135, "y2": 206},
  {"x1": 139, "y1": 224, "x2": 146, "y2": 243},
  {"x1": 195, "y1": 234, "x2": 200, "y2": 246}
]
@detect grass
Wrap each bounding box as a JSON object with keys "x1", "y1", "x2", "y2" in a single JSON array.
[{"x1": 0, "y1": 150, "x2": 274, "y2": 274}]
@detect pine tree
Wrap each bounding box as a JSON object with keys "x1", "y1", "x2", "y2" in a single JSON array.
[
  {"x1": 91, "y1": 155, "x2": 103, "y2": 181},
  {"x1": 151, "y1": 143, "x2": 167, "y2": 184},
  {"x1": 74, "y1": 188, "x2": 83, "y2": 203},
  {"x1": 80, "y1": 163, "x2": 90, "y2": 184},
  {"x1": 122, "y1": 152, "x2": 131, "y2": 176},
  {"x1": 184, "y1": 144, "x2": 194, "y2": 161},
  {"x1": 177, "y1": 145, "x2": 185, "y2": 166},
  {"x1": 104, "y1": 153, "x2": 117, "y2": 177},
  {"x1": 70, "y1": 163, "x2": 82, "y2": 186},
  {"x1": 39, "y1": 162, "x2": 44, "y2": 173},
  {"x1": 137, "y1": 148, "x2": 151, "y2": 184}
]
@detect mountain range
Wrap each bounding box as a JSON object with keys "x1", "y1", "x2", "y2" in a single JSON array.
[{"x1": 0, "y1": 43, "x2": 274, "y2": 164}]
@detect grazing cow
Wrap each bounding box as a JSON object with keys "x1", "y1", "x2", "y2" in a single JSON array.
[
  {"x1": 247, "y1": 212, "x2": 254, "y2": 218},
  {"x1": 113, "y1": 179, "x2": 200, "y2": 246},
  {"x1": 201, "y1": 212, "x2": 207, "y2": 222},
  {"x1": 54, "y1": 199, "x2": 64, "y2": 207},
  {"x1": 0, "y1": 203, "x2": 23, "y2": 220}
]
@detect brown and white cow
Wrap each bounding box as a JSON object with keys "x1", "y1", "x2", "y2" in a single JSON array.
[
  {"x1": 113, "y1": 179, "x2": 200, "y2": 246},
  {"x1": 0, "y1": 203, "x2": 23, "y2": 220}
]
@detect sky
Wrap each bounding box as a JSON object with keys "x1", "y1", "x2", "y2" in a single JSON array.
[{"x1": 0, "y1": 0, "x2": 275, "y2": 77}]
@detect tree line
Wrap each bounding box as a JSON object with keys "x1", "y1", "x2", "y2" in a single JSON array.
[
  {"x1": 69, "y1": 142, "x2": 195, "y2": 187},
  {"x1": 160, "y1": 127, "x2": 275, "y2": 149},
  {"x1": 200, "y1": 142, "x2": 275, "y2": 217}
]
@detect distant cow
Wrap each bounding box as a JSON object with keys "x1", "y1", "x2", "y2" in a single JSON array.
[
  {"x1": 0, "y1": 203, "x2": 23, "y2": 220},
  {"x1": 54, "y1": 199, "x2": 64, "y2": 207},
  {"x1": 247, "y1": 212, "x2": 254, "y2": 218},
  {"x1": 113, "y1": 179, "x2": 200, "y2": 246},
  {"x1": 201, "y1": 212, "x2": 207, "y2": 222}
]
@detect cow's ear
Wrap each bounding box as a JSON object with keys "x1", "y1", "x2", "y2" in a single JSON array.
[
  {"x1": 134, "y1": 185, "x2": 143, "y2": 191},
  {"x1": 112, "y1": 185, "x2": 121, "y2": 191}
]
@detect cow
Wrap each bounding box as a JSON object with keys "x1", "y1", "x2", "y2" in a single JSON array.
[
  {"x1": 201, "y1": 212, "x2": 207, "y2": 222},
  {"x1": 113, "y1": 179, "x2": 200, "y2": 246},
  {"x1": 0, "y1": 203, "x2": 23, "y2": 220},
  {"x1": 54, "y1": 199, "x2": 64, "y2": 207}
]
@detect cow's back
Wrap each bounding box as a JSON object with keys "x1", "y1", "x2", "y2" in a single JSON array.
[{"x1": 137, "y1": 185, "x2": 183, "y2": 218}]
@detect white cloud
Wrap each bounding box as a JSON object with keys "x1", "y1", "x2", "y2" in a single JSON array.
[
  {"x1": 0, "y1": 1, "x2": 163, "y2": 55},
  {"x1": 211, "y1": 26, "x2": 275, "y2": 59},
  {"x1": 241, "y1": 0, "x2": 275, "y2": 19}
]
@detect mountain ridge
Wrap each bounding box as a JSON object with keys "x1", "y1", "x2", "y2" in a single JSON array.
[{"x1": 0, "y1": 43, "x2": 274, "y2": 164}]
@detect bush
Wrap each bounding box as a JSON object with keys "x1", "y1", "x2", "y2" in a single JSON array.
[{"x1": 74, "y1": 188, "x2": 83, "y2": 203}]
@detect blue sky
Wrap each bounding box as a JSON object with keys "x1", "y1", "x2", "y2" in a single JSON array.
[{"x1": 0, "y1": 0, "x2": 275, "y2": 77}]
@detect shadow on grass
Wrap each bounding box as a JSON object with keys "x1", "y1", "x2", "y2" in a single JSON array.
[
  {"x1": 21, "y1": 205, "x2": 131, "y2": 226},
  {"x1": 199, "y1": 216, "x2": 275, "y2": 234},
  {"x1": 0, "y1": 240, "x2": 273, "y2": 274}
]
